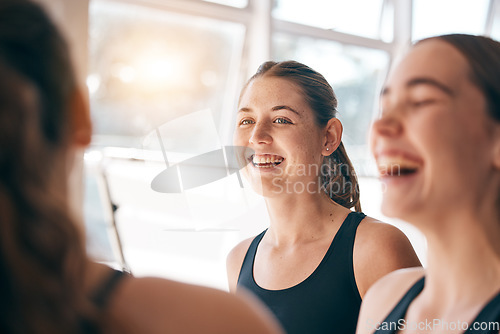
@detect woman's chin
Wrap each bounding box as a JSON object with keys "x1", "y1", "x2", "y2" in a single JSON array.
[
  {"x1": 249, "y1": 183, "x2": 285, "y2": 198},
  {"x1": 380, "y1": 196, "x2": 417, "y2": 222}
]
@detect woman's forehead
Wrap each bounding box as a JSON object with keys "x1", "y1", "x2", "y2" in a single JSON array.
[
  {"x1": 386, "y1": 39, "x2": 470, "y2": 89},
  {"x1": 241, "y1": 76, "x2": 304, "y2": 102}
]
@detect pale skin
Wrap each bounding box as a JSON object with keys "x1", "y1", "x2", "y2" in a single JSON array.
[
  {"x1": 69, "y1": 88, "x2": 284, "y2": 334},
  {"x1": 356, "y1": 40, "x2": 500, "y2": 334},
  {"x1": 227, "y1": 76, "x2": 421, "y2": 298}
]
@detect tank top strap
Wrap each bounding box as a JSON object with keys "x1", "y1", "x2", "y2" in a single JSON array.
[
  {"x1": 465, "y1": 289, "x2": 500, "y2": 334},
  {"x1": 318, "y1": 211, "x2": 365, "y2": 267},
  {"x1": 336, "y1": 211, "x2": 366, "y2": 242},
  {"x1": 80, "y1": 269, "x2": 128, "y2": 333},
  {"x1": 92, "y1": 269, "x2": 128, "y2": 309},
  {"x1": 332, "y1": 211, "x2": 366, "y2": 299},
  {"x1": 237, "y1": 229, "x2": 267, "y2": 284},
  {"x1": 374, "y1": 277, "x2": 426, "y2": 334}
]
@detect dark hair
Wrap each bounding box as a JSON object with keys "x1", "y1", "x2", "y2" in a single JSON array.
[
  {"x1": 241, "y1": 60, "x2": 361, "y2": 212},
  {"x1": 0, "y1": 0, "x2": 98, "y2": 333},
  {"x1": 418, "y1": 34, "x2": 500, "y2": 122}
]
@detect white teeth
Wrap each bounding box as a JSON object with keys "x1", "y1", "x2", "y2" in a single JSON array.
[
  {"x1": 377, "y1": 156, "x2": 420, "y2": 176},
  {"x1": 252, "y1": 154, "x2": 284, "y2": 166}
]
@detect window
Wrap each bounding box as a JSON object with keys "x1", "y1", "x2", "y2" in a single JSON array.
[
  {"x1": 273, "y1": 0, "x2": 394, "y2": 42},
  {"x1": 87, "y1": 0, "x2": 253, "y2": 289},
  {"x1": 85, "y1": 0, "x2": 499, "y2": 286},
  {"x1": 88, "y1": 1, "x2": 245, "y2": 148},
  {"x1": 202, "y1": 0, "x2": 248, "y2": 8},
  {"x1": 490, "y1": 0, "x2": 500, "y2": 40},
  {"x1": 412, "y1": 0, "x2": 490, "y2": 41}
]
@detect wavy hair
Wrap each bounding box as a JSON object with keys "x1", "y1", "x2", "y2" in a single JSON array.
[
  {"x1": 0, "y1": 0, "x2": 98, "y2": 333},
  {"x1": 241, "y1": 60, "x2": 361, "y2": 211}
]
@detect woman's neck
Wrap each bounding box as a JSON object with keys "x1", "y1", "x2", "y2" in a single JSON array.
[
  {"x1": 263, "y1": 191, "x2": 350, "y2": 246},
  {"x1": 419, "y1": 209, "x2": 500, "y2": 312}
]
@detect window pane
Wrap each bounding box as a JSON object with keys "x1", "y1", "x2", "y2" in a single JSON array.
[
  {"x1": 490, "y1": 2, "x2": 500, "y2": 40},
  {"x1": 88, "y1": 1, "x2": 251, "y2": 289},
  {"x1": 412, "y1": 0, "x2": 490, "y2": 41},
  {"x1": 202, "y1": 0, "x2": 247, "y2": 8},
  {"x1": 88, "y1": 1, "x2": 245, "y2": 148},
  {"x1": 272, "y1": 33, "x2": 389, "y2": 175},
  {"x1": 273, "y1": 0, "x2": 391, "y2": 41}
]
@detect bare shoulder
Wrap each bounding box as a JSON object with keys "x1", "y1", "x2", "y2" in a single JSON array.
[
  {"x1": 109, "y1": 275, "x2": 283, "y2": 334},
  {"x1": 227, "y1": 236, "x2": 255, "y2": 267},
  {"x1": 356, "y1": 268, "x2": 425, "y2": 334},
  {"x1": 353, "y1": 216, "x2": 422, "y2": 297},
  {"x1": 226, "y1": 235, "x2": 257, "y2": 292},
  {"x1": 355, "y1": 216, "x2": 421, "y2": 267},
  {"x1": 362, "y1": 267, "x2": 425, "y2": 314},
  {"x1": 356, "y1": 216, "x2": 413, "y2": 246}
]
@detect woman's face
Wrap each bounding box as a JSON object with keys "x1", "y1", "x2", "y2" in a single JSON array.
[
  {"x1": 370, "y1": 39, "x2": 498, "y2": 222},
  {"x1": 234, "y1": 76, "x2": 327, "y2": 197}
]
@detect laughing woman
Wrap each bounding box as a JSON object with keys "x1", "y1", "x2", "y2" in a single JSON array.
[
  {"x1": 356, "y1": 34, "x2": 500, "y2": 334},
  {"x1": 227, "y1": 61, "x2": 421, "y2": 334}
]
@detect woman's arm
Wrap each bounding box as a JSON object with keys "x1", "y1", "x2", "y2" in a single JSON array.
[{"x1": 107, "y1": 275, "x2": 284, "y2": 334}]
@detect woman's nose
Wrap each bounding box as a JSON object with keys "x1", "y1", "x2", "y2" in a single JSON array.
[
  {"x1": 249, "y1": 122, "x2": 272, "y2": 145},
  {"x1": 371, "y1": 109, "x2": 403, "y2": 138}
]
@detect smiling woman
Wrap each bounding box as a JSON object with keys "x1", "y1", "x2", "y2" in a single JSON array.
[
  {"x1": 227, "y1": 60, "x2": 421, "y2": 334},
  {"x1": 356, "y1": 34, "x2": 500, "y2": 334},
  {"x1": 372, "y1": 37, "x2": 495, "y2": 222},
  {"x1": 235, "y1": 61, "x2": 361, "y2": 209}
]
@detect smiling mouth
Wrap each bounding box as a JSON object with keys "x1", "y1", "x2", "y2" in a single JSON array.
[
  {"x1": 250, "y1": 154, "x2": 284, "y2": 168},
  {"x1": 377, "y1": 156, "x2": 420, "y2": 177}
]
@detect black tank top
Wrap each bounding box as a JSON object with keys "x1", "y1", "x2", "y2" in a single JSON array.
[
  {"x1": 82, "y1": 269, "x2": 128, "y2": 333},
  {"x1": 92, "y1": 269, "x2": 128, "y2": 309},
  {"x1": 237, "y1": 211, "x2": 366, "y2": 334},
  {"x1": 374, "y1": 277, "x2": 500, "y2": 334}
]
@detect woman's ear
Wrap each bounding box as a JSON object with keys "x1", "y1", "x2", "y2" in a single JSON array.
[
  {"x1": 322, "y1": 118, "x2": 342, "y2": 156},
  {"x1": 70, "y1": 87, "x2": 92, "y2": 147}
]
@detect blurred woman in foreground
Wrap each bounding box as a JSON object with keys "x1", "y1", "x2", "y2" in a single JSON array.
[{"x1": 0, "y1": 0, "x2": 283, "y2": 333}]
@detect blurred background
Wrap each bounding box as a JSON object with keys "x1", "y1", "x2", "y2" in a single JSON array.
[{"x1": 38, "y1": 0, "x2": 500, "y2": 290}]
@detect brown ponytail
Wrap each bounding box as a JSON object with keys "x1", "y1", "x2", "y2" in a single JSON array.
[{"x1": 321, "y1": 142, "x2": 361, "y2": 212}]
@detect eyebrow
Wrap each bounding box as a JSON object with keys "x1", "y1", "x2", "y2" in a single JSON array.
[
  {"x1": 381, "y1": 77, "x2": 454, "y2": 97},
  {"x1": 238, "y1": 105, "x2": 302, "y2": 116},
  {"x1": 271, "y1": 105, "x2": 301, "y2": 116}
]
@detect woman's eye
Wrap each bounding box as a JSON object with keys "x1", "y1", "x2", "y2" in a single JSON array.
[
  {"x1": 239, "y1": 119, "x2": 254, "y2": 125},
  {"x1": 274, "y1": 117, "x2": 292, "y2": 124},
  {"x1": 411, "y1": 99, "x2": 437, "y2": 108}
]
